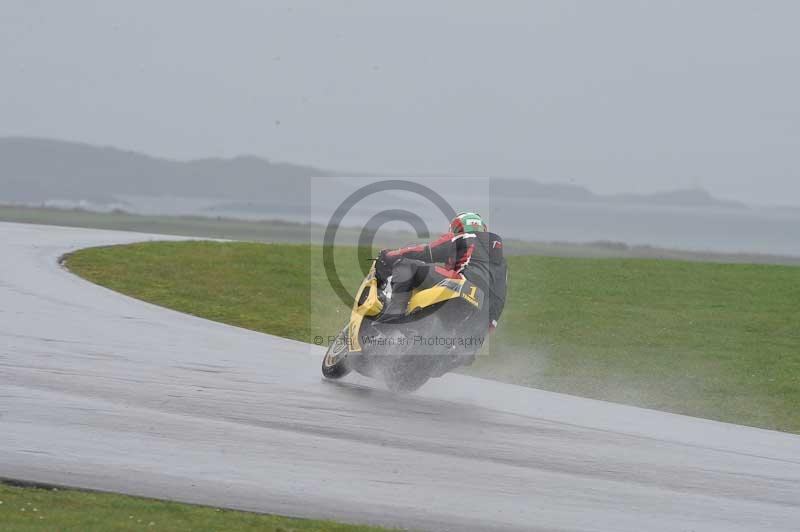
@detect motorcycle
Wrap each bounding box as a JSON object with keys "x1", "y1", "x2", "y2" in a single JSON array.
[{"x1": 321, "y1": 258, "x2": 488, "y2": 392}]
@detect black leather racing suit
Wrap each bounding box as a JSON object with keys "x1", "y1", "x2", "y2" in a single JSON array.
[{"x1": 380, "y1": 231, "x2": 507, "y2": 330}]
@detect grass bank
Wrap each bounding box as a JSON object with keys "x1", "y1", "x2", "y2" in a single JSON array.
[
  {"x1": 66, "y1": 240, "x2": 800, "y2": 433},
  {"x1": 0, "y1": 482, "x2": 396, "y2": 532}
]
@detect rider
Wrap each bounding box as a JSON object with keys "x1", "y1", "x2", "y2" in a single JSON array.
[{"x1": 377, "y1": 212, "x2": 507, "y2": 333}]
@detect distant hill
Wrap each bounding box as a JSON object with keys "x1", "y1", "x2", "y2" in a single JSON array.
[
  {"x1": 610, "y1": 187, "x2": 746, "y2": 209},
  {"x1": 0, "y1": 137, "x2": 330, "y2": 204},
  {"x1": 491, "y1": 178, "x2": 746, "y2": 209},
  {"x1": 1, "y1": 137, "x2": 746, "y2": 210}
]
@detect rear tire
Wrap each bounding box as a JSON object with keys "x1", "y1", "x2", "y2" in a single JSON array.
[{"x1": 321, "y1": 327, "x2": 352, "y2": 379}]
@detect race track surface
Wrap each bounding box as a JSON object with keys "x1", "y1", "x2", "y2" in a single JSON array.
[{"x1": 1, "y1": 222, "x2": 799, "y2": 531}]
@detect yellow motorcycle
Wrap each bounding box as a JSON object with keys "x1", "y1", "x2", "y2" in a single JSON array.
[{"x1": 321, "y1": 259, "x2": 487, "y2": 392}]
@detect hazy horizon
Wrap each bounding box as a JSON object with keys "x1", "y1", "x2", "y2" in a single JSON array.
[
  {"x1": 0, "y1": 134, "x2": 785, "y2": 206},
  {"x1": 3, "y1": 1, "x2": 800, "y2": 205}
]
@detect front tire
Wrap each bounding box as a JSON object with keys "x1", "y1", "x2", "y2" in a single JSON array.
[{"x1": 321, "y1": 327, "x2": 352, "y2": 379}]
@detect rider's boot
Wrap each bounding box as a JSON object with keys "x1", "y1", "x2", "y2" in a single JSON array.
[{"x1": 379, "y1": 290, "x2": 411, "y2": 322}]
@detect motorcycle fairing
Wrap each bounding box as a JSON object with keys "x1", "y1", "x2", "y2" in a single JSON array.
[
  {"x1": 348, "y1": 266, "x2": 383, "y2": 352},
  {"x1": 346, "y1": 264, "x2": 484, "y2": 353},
  {"x1": 407, "y1": 277, "x2": 484, "y2": 313}
]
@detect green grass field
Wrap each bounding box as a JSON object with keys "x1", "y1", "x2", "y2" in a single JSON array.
[
  {"x1": 0, "y1": 482, "x2": 396, "y2": 532},
  {"x1": 66, "y1": 240, "x2": 800, "y2": 433}
]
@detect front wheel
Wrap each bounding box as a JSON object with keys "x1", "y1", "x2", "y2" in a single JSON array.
[{"x1": 321, "y1": 326, "x2": 352, "y2": 379}]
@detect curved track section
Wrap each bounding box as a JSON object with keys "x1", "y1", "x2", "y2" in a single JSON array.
[{"x1": 1, "y1": 222, "x2": 798, "y2": 531}]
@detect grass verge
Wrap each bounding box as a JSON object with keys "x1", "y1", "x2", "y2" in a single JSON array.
[
  {"x1": 65, "y1": 240, "x2": 800, "y2": 433},
  {"x1": 0, "y1": 482, "x2": 396, "y2": 532}
]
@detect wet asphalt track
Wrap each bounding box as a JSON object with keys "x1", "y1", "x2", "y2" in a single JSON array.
[{"x1": 1, "y1": 222, "x2": 799, "y2": 531}]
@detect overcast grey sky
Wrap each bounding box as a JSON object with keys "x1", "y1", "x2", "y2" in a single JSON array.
[{"x1": 2, "y1": 1, "x2": 799, "y2": 205}]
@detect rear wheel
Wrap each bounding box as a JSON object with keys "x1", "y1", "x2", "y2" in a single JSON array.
[{"x1": 321, "y1": 326, "x2": 351, "y2": 379}]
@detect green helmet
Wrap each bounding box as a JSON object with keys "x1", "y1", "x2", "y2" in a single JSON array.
[{"x1": 449, "y1": 212, "x2": 487, "y2": 234}]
